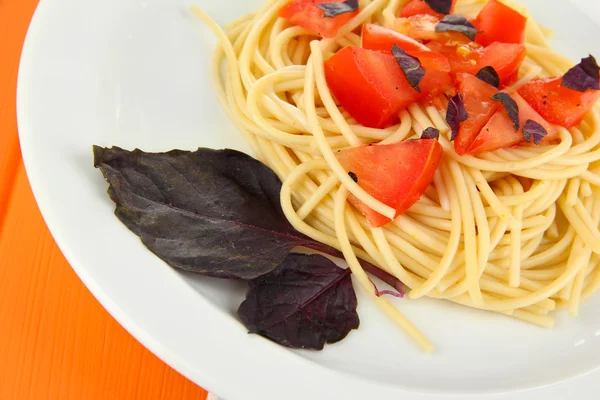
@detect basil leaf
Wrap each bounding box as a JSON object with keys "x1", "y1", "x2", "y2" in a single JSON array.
[
  {"x1": 522, "y1": 119, "x2": 548, "y2": 145},
  {"x1": 492, "y1": 92, "x2": 519, "y2": 131},
  {"x1": 424, "y1": 0, "x2": 453, "y2": 14},
  {"x1": 476, "y1": 66, "x2": 501, "y2": 89},
  {"x1": 317, "y1": 0, "x2": 359, "y2": 18},
  {"x1": 348, "y1": 171, "x2": 358, "y2": 183},
  {"x1": 435, "y1": 15, "x2": 479, "y2": 41},
  {"x1": 422, "y1": 127, "x2": 440, "y2": 140},
  {"x1": 391, "y1": 44, "x2": 425, "y2": 93},
  {"x1": 562, "y1": 55, "x2": 600, "y2": 92},
  {"x1": 447, "y1": 93, "x2": 469, "y2": 141},
  {"x1": 93, "y1": 146, "x2": 403, "y2": 285},
  {"x1": 94, "y1": 146, "x2": 322, "y2": 280},
  {"x1": 238, "y1": 253, "x2": 359, "y2": 350}
]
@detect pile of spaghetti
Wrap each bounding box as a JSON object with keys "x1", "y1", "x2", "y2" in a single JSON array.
[{"x1": 192, "y1": 0, "x2": 600, "y2": 352}]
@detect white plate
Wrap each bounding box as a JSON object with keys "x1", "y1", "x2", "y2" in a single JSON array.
[{"x1": 16, "y1": 0, "x2": 600, "y2": 399}]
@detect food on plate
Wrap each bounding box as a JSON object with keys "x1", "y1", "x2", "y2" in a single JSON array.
[{"x1": 95, "y1": 0, "x2": 600, "y2": 353}]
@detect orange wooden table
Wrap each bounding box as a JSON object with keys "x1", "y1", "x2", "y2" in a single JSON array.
[{"x1": 0, "y1": 1, "x2": 209, "y2": 399}]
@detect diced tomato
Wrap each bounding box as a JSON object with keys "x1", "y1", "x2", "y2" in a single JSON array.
[
  {"x1": 453, "y1": 73, "x2": 500, "y2": 155},
  {"x1": 394, "y1": 15, "x2": 471, "y2": 44},
  {"x1": 420, "y1": 69, "x2": 456, "y2": 101},
  {"x1": 518, "y1": 77, "x2": 600, "y2": 129},
  {"x1": 362, "y1": 24, "x2": 450, "y2": 71},
  {"x1": 361, "y1": 24, "x2": 455, "y2": 101},
  {"x1": 473, "y1": 0, "x2": 527, "y2": 47},
  {"x1": 514, "y1": 93, "x2": 558, "y2": 144},
  {"x1": 468, "y1": 109, "x2": 522, "y2": 154},
  {"x1": 505, "y1": 71, "x2": 520, "y2": 86},
  {"x1": 427, "y1": 41, "x2": 526, "y2": 84},
  {"x1": 400, "y1": 0, "x2": 457, "y2": 19},
  {"x1": 279, "y1": 0, "x2": 359, "y2": 38},
  {"x1": 481, "y1": 43, "x2": 526, "y2": 83},
  {"x1": 467, "y1": 93, "x2": 557, "y2": 154},
  {"x1": 336, "y1": 139, "x2": 443, "y2": 227},
  {"x1": 324, "y1": 46, "x2": 420, "y2": 128}
]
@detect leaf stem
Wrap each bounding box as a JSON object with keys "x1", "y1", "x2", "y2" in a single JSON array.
[{"x1": 302, "y1": 242, "x2": 404, "y2": 295}]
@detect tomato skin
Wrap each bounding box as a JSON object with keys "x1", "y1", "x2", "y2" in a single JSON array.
[
  {"x1": 336, "y1": 139, "x2": 443, "y2": 227},
  {"x1": 324, "y1": 46, "x2": 420, "y2": 128},
  {"x1": 467, "y1": 93, "x2": 557, "y2": 154},
  {"x1": 453, "y1": 73, "x2": 500, "y2": 155},
  {"x1": 427, "y1": 41, "x2": 526, "y2": 84},
  {"x1": 473, "y1": 0, "x2": 527, "y2": 47},
  {"x1": 362, "y1": 24, "x2": 450, "y2": 71},
  {"x1": 400, "y1": 0, "x2": 457, "y2": 19},
  {"x1": 279, "y1": 0, "x2": 358, "y2": 38},
  {"x1": 518, "y1": 77, "x2": 600, "y2": 129}
]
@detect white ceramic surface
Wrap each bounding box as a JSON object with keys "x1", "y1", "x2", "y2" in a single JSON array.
[{"x1": 16, "y1": 0, "x2": 600, "y2": 399}]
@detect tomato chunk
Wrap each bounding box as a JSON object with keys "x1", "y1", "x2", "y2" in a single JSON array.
[
  {"x1": 518, "y1": 77, "x2": 600, "y2": 129},
  {"x1": 468, "y1": 93, "x2": 557, "y2": 154},
  {"x1": 361, "y1": 24, "x2": 455, "y2": 100},
  {"x1": 400, "y1": 0, "x2": 457, "y2": 19},
  {"x1": 324, "y1": 46, "x2": 420, "y2": 128},
  {"x1": 468, "y1": 109, "x2": 522, "y2": 154},
  {"x1": 420, "y1": 69, "x2": 456, "y2": 101},
  {"x1": 279, "y1": 0, "x2": 359, "y2": 38},
  {"x1": 473, "y1": 0, "x2": 527, "y2": 46},
  {"x1": 453, "y1": 73, "x2": 500, "y2": 155},
  {"x1": 394, "y1": 15, "x2": 471, "y2": 44},
  {"x1": 362, "y1": 24, "x2": 450, "y2": 71},
  {"x1": 427, "y1": 41, "x2": 526, "y2": 84},
  {"x1": 336, "y1": 139, "x2": 443, "y2": 227}
]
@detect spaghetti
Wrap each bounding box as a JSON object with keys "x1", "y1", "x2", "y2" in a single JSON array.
[{"x1": 191, "y1": 0, "x2": 600, "y2": 353}]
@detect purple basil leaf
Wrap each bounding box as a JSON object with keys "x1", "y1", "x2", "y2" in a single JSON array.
[
  {"x1": 447, "y1": 93, "x2": 469, "y2": 141},
  {"x1": 93, "y1": 145, "x2": 406, "y2": 290},
  {"x1": 238, "y1": 253, "x2": 359, "y2": 350},
  {"x1": 522, "y1": 119, "x2": 548, "y2": 145},
  {"x1": 93, "y1": 146, "x2": 324, "y2": 280},
  {"x1": 562, "y1": 55, "x2": 600, "y2": 92},
  {"x1": 435, "y1": 14, "x2": 479, "y2": 41},
  {"x1": 422, "y1": 127, "x2": 440, "y2": 140},
  {"x1": 317, "y1": 0, "x2": 359, "y2": 18},
  {"x1": 492, "y1": 92, "x2": 519, "y2": 131},
  {"x1": 348, "y1": 171, "x2": 358, "y2": 182},
  {"x1": 475, "y1": 66, "x2": 501, "y2": 89},
  {"x1": 424, "y1": 0, "x2": 453, "y2": 14},
  {"x1": 391, "y1": 44, "x2": 425, "y2": 93}
]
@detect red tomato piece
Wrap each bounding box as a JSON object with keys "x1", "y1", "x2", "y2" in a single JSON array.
[
  {"x1": 505, "y1": 71, "x2": 520, "y2": 86},
  {"x1": 480, "y1": 43, "x2": 526, "y2": 83},
  {"x1": 468, "y1": 109, "x2": 522, "y2": 154},
  {"x1": 427, "y1": 41, "x2": 526, "y2": 84},
  {"x1": 279, "y1": 0, "x2": 359, "y2": 38},
  {"x1": 400, "y1": 0, "x2": 457, "y2": 19},
  {"x1": 324, "y1": 46, "x2": 420, "y2": 129},
  {"x1": 361, "y1": 24, "x2": 455, "y2": 101},
  {"x1": 473, "y1": 0, "x2": 527, "y2": 47},
  {"x1": 467, "y1": 93, "x2": 557, "y2": 154},
  {"x1": 518, "y1": 77, "x2": 600, "y2": 129},
  {"x1": 362, "y1": 24, "x2": 450, "y2": 71},
  {"x1": 336, "y1": 139, "x2": 443, "y2": 227},
  {"x1": 394, "y1": 15, "x2": 471, "y2": 44},
  {"x1": 420, "y1": 69, "x2": 456, "y2": 101},
  {"x1": 453, "y1": 73, "x2": 500, "y2": 155}
]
